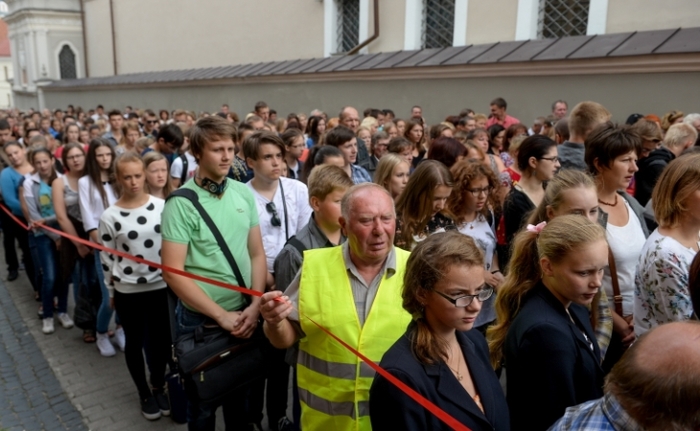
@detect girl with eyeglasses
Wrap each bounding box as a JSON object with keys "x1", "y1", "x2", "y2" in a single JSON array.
[
  {"x1": 488, "y1": 215, "x2": 607, "y2": 431},
  {"x1": 447, "y1": 160, "x2": 504, "y2": 333},
  {"x1": 370, "y1": 231, "x2": 508, "y2": 431},
  {"x1": 502, "y1": 135, "x2": 560, "y2": 266},
  {"x1": 53, "y1": 143, "x2": 101, "y2": 343}
]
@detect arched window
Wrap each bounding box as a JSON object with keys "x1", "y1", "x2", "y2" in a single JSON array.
[{"x1": 58, "y1": 45, "x2": 77, "y2": 80}]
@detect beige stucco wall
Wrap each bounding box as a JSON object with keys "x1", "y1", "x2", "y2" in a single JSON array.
[
  {"x1": 606, "y1": 0, "x2": 700, "y2": 34},
  {"x1": 83, "y1": 0, "x2": 113, "y2": 77},
  {"x1": 467, "y1": 0, "x2": 517, "y2": 45},
  {"x1": 84, "y1": 0, "x2": 324, "y2": 76},
  {"x1": 368, "y1": 0, "x2": 405, "y2": 54},
  {"x1": 41, "y1": 71, "x2": 700, "y2": 127}
]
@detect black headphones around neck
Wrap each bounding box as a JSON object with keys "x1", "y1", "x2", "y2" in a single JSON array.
[{"x1": 196, "y1": 176, "x2": 227, "y2": 195}]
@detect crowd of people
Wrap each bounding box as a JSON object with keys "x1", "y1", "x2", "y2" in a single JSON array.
[{"x1": 0, "y1": 98, "x2": 699, "y2": 431}]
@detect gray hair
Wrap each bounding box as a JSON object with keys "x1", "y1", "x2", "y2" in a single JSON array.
[
  {"x1": 683, "y1": 113, "x2": 700, "y2": 126},
  {"x1": 340, "y1": 183, "x2": 395, "y2": 222}
]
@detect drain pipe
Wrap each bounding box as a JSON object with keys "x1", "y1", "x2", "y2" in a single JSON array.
[
  {"x1": 109, "y1": 0, "x2": 117, "y2": 75},
  {"x1": 79, "y1": 0, "x2": 89, "y2": 77}
]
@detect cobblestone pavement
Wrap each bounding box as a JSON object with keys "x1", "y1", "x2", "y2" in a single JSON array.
[
  {"x1": 0, "y1": 243, "x2": 290, "y2": 431},
  {"x1": 0, "y1": 276, "x2": 87, "y2": 431}
]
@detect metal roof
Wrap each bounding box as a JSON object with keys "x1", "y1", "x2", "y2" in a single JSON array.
[{"x1": 46, "y1": 27, "x2": 700, "y2": 88}]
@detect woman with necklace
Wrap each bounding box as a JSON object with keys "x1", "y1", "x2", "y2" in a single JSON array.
[
  {"x1": 489, "y1": 215, "x2": 607, "y2": 431},
  {"x1": 447, "y1": 160, "x2": 504, "y2": 334},
  {"x1": 634, "y1": 153, "x2": 700, "y2": 337},
  {"x1": 502, "y1": 135, "x2": 560, "y2": 265},
  {"x1": 584, "y1": 123, "x2": 649, "y2": 372},
  {"x1": 370, "y1": 231, "x2": 509, "y2": 431}
]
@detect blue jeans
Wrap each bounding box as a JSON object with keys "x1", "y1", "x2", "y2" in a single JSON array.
[
  {"x1": 34, "y1": 234, "x2": 68, "y2": 318},
  {"x1": 176, "y1": 302, "x2": 251, "y2": 431},
  {"x1": 27, "y1": 232, "x2": 42, "y2": 294},
  {"x1": 95, "y1": 250, "x2": 119, "y2": 333}
]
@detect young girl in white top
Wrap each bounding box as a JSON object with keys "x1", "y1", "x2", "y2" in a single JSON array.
[
  {"x1": 78, "y1": 138, "x2": 121, "y2": 356},
  {"x1": 447, "y1": 160, "x2": 504, "y2": 332},
  {"x1": 23, "y1": 147, "x2": 73, "y2": 334},
  {"x1": 99, "y1": 152, "x2": 170, "y2": 420}
]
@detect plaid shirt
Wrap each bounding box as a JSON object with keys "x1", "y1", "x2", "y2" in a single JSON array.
[
  {"x1": 548, "y1": 394, "x2": 644, "y2": 431},
  {"x1": 595, "y1": 289, "x2": 613, "y2": 361},
  {"x1": 350, "y1": 164, "x2": 372, "y2": 185}
]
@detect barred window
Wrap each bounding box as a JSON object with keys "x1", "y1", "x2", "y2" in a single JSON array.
[
  {"x1": 337, "y1": 0, "x2": 360, "y2": 53},
  {"x1": 59, "y1": 45, "x2": 77, "y2": 80},
  {"x1": 423, "y1": 0, "x2": 455, "y2": 49},
  {"x1": 538, "y1": 0, "x2": 590, "y2": 39}
]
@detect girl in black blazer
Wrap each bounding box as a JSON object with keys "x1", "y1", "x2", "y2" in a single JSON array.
[
  {"x1": 488, "y1": 215, "x2": 608, "y2": 431},
  {"x1": 370, "y1": 231, "x2": 509, "y2": 431}
]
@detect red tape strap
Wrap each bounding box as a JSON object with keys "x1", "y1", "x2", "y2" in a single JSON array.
[{"x1": 1, "y1": 203, "x2": 471, "y2": 431}]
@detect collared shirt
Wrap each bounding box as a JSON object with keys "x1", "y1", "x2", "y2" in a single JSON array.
[
  {"x1": 549, "y1": 393, "x2": 644, "y2": 431},
  {"x1": 273, "y1": 214, "x2": 345, "y2": 293},
  {"x1": 102, "y1": 131, "x2": 119, "y2": 148},
  {"x1": 284, "y1": 242, "x2": 397, "y2": 326},
  {"x1": 350, "y1": 164, "x2": 372, "y2": 185},
  {"x1": 486, "y1": 114, "x2": 520, "y2": 129}
]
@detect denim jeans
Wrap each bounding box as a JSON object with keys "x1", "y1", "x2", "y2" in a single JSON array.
[
  {"x1": 95, "y1": 250, "x2": 119, "y2": 333},
  {"x1": 27, "y1": 232, "x2": 42, "y2": 294},
  {"x1": 34, "y1": 234, "x2": 68, "y2": 318},
  {"x1": 175, "y1": 302, "x2": 252, "y2": 431}
]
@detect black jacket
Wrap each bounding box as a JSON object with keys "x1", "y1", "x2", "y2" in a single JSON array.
[
  {"x1": 504, "y1": 283, "x2": 604, "y2": 431},
  {"x1": 370, "y1": 324, "x2": 510, "y2": 431},
  {"x1": 634, "y1": 147, "x2": 674, "y2": 207}
]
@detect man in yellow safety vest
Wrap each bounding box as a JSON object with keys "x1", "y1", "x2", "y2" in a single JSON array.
[{"x1": 260, "y1": 183, "x2": 411, "y2": 431}]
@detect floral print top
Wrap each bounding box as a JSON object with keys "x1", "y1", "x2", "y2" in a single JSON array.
[
  {"x1": 394, "y1": 212, "x2": 455, "y2": 250},
  {"x1": 633, "y1": 229, "x2": 697, "y2": 337}
]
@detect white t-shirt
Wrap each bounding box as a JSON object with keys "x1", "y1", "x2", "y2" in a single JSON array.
[
  {"x1": 602, "y1": 200, "x2": 646, "y2": 316},
  {"x1": 246, "y1": 177, "x2": 313, "y2": 270},
  {"x1": 78, "y1": 176, "x2": 118, "y2": 234},
  {"x1": 170, "y1": 151, "x2": 198, "y2": 184},
  {"x1": 457, "y1": 211, "x2": 497, "y2": 326}
]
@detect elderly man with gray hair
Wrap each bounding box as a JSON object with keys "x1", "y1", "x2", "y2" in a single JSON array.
[
  {"x1": 259, "y1": 183, "x2": 411, "y2": 431},
  {"x1": 550, "y1": 321, "x2": 700, "y2": 431}
]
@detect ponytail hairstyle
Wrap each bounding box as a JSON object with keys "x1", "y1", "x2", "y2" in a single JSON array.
[
  {"x1": 85, "y1": 138, "x2": 116, "y2": 207},
  {"x1": 403, "y1": 231, "x2": 484, "y2": 364},
  {"x1": 395, "y1": 160, "x2": 453, "y2": 249},
  {"x1": 527, "y1": 169, "x2": 597, "y2": 225},
  {"x1": 31, "y1": 147, "x2": 58, "y2": 185},
  {"x1": 487, "y1": 215, "x2": 607, "y2": 368}
]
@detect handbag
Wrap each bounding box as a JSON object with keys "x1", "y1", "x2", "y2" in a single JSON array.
[{"x1": 166, "y1": 188, "x2": 265, "y2": 404}]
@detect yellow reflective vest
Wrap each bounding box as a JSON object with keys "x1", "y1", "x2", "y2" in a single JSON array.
[{"x1": 297, "y1": 246, "x2": 411, "y2": 431}]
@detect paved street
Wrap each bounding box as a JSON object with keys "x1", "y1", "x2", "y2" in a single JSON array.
[{"x1": 0, "y1": 245, "x2": 289, "y2": 430}]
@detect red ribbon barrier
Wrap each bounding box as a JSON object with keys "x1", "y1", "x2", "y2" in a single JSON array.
[{"x1": 1, "y1": 203, "x2": 471, "y2": 431}]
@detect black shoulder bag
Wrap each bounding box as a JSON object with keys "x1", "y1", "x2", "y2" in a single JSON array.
[{"x1": 166, "y1": 188, "x2": 265, "y2": 404}]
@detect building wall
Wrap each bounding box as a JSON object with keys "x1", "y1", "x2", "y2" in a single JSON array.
[
  {"x1": 605, "y1": 0, "x2": 700, "y2": 34},
  {"x1": 367, "y1": 0, "x2": 405, "y2": 54},
  {"x1": 0, "y1": 56, "x2": 13, "y2": 107},
  {"x1": 41, "y1": 71, "x2": 700, "y2": 127},
  {"x1": 83, "y1": 0, "x2": 325, "y2": 76},
  {"x1": 467, "y1": 0, "x2": 517, "y2": 45}
]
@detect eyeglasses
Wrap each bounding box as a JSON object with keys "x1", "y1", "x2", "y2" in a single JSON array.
[
  {"x1": 539, "y1": 156, "x2": 559, "y2": 163},
  {"x1": 432, "y1": 286, "x2": 493, "y2": 308},
  {"x1": 265, "y1": 202, "x2": 281, "y2": 227},
  {"x1": 146, "y1": 120, "x2": 158, "y2": 124},
  {"x1": 466, "y1": 186, "x2": 492, "y2": 197}
]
